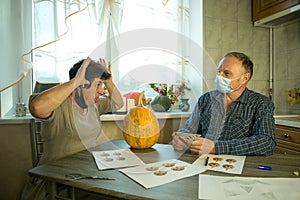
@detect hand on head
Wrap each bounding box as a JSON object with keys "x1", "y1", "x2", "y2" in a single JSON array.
[
  {"x1": 75, "y1": 57, "x2": 91, "y2": 88},
  {"x1": 99, "y1": 58, "x2": 112, "y2": 83}
]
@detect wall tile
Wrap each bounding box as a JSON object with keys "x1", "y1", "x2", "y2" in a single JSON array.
[
  {"x1": 205, "y1": 17, "x2": 222, "y2": 48},
  {"x1": 287, "y1": 20, "x2": 300, "y2": 51},
  {"x1": 287, "y1": 49, "x2": 300, "y2": 80},
  {"x1": 219, "y1": 0, "x2": 238, "y2": 21},
  {"x1": 252, "y1": 52, "x2": 269, "y2": 81},
  {"x1": 204, "y1": 0, "x2": 221, "y2": 18},
  {"x1": 203, "y1": 0, "x2": 270, "y2": 99},
  {"x1": 253, "y1": 27, "x2": 269, "y2": 55},
  {"x1": 221, "y1": 20, "x2": 238, "y2": 49},
  {"x1": 274, "y1": 26, "x2": 288, "y2": 52},
  {"x1": 204, "y1": 48, "x2": 220, "y2": 79},
  {"x1": 274, "y1": 52, "x2": 288, "y2": 81},
  {"x1": 237, "y1": 0, "x2": 252, "y2": 23},
  {"x1": 237, "y1": 22, "x2": 253, "y2": 52},
  {"x1": 203, "y1": 0, "x2": 299, "y2": 114},
  {"x1": 251, "y1": 80, "x2": 269, "y2": 97},
  {"x1": 273, "y1": 19, "x2": 300, "y2": 114}
]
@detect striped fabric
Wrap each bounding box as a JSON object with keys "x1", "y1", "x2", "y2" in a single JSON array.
[{"x1": 178, "y1": 88, "x2": 276, "y2": 155}]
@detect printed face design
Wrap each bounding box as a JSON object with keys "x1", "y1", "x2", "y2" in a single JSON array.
[
  {"x1": 103, "y1": 157, "x2": 113, "y2": 162},
  {"x1": 208, "y1": 163, "x2": 220, "y2": 168},
  {"x1": 213, "y1": 157, "x2": 223, "y2": 162},
  {"x1": 171, "y1": 166, "x2": 185, "y2": 171},
  {"x1": 100, "y1": 152, "x2": 110, "y2": 157},
  {"x1": 222, "y1": 164, "x2": 234, "y2": 170},
  {"x1": 153, "y1": 171, "x2": 167, "y2": 176},
  {"x1": 146, "y1": 166, "x2": 159, "y2": 171},
  {"x1": 116, "y1": 156, "x2": 126, "y2": 161},
  {"x1": 162, "y1": 162, "x2": 176, "y2": 167},
  {"x1": 226, "y1": 159, "x2": 237, "y2": 163}
]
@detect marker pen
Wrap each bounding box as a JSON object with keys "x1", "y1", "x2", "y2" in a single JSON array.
[{"x1": 258, "y1": 165, "x2": 272, "y2": 170}]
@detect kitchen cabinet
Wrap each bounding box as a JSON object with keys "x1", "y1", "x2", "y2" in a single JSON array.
[
  {"x1": 0, "y1": 119, "x2": 35, "y2": 200},
  {"x1": 252, "y1": 0, "x2": 300, "y2": 21},
  {"x1": 275, "y1": 124, "x2": 300, "y2": 154}
]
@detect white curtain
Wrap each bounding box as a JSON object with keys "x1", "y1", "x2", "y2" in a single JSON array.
[
  {"x1": 32, "y1": 0, "x2": 190, "y2": 89},
  {"x1": 115, "y1": 0, "x2": 190, "y2": 93},
  {"x1": 33, "y1": 0, "x2": 123, "y2": 83}
]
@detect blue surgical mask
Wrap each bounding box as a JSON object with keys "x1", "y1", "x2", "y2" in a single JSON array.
[
  {"x1": 214, "y1": 74, "x2": 244, "y2": 93},
  {"x1": 214, "y1": 75, "x2": 233, "y2": 93}
]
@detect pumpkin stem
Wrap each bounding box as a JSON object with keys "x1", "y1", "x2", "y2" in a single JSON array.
[{"x1": 137, "y1": 91, "x2": 145, "y2": 107}]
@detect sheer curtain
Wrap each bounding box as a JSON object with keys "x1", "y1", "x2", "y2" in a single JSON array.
[
  {"x1": 116, "y1": 0, "x2": 191, "y2": 95},
  {"x1": 33, "y1": 0, "x2": 123, "y2": 83},
  {"x1": 33, "y1": 0, "x2": 190, "y2": 90}
]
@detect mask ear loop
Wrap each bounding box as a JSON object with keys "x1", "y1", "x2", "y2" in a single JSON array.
[{"x1": 230, "y1": 73, "x2": 247, "y2": 91}]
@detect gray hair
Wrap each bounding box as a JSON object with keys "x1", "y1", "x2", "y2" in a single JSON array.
[{"x1": 222, "y1": 52, "x2": 253, "y2": 80}]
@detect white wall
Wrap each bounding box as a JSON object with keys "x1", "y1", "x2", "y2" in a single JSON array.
[
  {"x1": 0, "y1": 0, "x2": 32, "y2": 117},
  {"x1": 273, "y1": 19, "x2": 300, "y2": 114},
  {"x1": 203, "y1": 0, "x2": 270, "y2": 98}
]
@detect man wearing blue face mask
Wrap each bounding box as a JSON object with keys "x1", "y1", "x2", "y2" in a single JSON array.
[{"x1": 172, "y1": 52, "x2": 276, "y2": 156}]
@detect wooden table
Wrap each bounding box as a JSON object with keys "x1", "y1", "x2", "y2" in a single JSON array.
[{"x1": 28, "y1": 140, "x2": 300, "y2": 200}]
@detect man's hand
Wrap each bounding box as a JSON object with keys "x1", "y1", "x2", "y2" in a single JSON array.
[
  {"x1": 171, "y1": 132, "x2": 190, "y2": 151},
  {"x1": 190, "y1": 138, "x2": 215, "y2": 154}
]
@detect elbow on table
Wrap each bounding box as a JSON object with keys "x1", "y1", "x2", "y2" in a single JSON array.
[{"x1": 262, "y1": 139, "x2": 277, "y2": 156}]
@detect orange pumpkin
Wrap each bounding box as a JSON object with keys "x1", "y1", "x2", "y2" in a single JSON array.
[{"x1": 123, "y1": 92, "x2": 160, "y2": 149}]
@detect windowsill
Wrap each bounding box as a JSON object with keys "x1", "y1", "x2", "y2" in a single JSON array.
[
  {"x1": 0, "y1": 113, "x2": 34, "y2": 124},
  {"x1": 3, "y1": 113, "x2": 300, "y2": 128},
  {"x1": 0, "y1": 110, "x2": 192, "y2": 124},
  {"x1": 100, "y1": 110, "x2": 192, "y2": 121}
]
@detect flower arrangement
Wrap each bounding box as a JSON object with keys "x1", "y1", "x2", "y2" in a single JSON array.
[
  {"x1": 149, "y1": 81, "x2": 191, "y2": 105},
  {"x1": 286, "y1": 87, "x2": 300, "y2": 105},
  {"x1": 167, "y1": 81, "x2": 191, "y2": 104},
  {"x1": 149, "y1": 83, "x2": 168, "y2": 96}
]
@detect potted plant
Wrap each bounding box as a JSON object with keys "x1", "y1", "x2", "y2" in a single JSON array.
[
  {"x1": 286, "y1": 87, "x2": 300, "y2": 105},
  {"x1": 149, "y1": 83, "x2": 171, "y2": 112},
  {"x1": 167, "y1": 81, "x2": 191, "y2": 111}
]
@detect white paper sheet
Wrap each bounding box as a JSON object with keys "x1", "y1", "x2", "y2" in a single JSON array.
[
  {"x1": 92, "y1": 148, "x2": 145, "y2": 170},
  {"x1": 198, "y1": 174, "x2": 300, "y2": 200},
  {"x1": 120, "y1": 159, "x2": 206, "y2": 189},
  {"x1": 204, "y1": 154, "x2": 246, "y2": 174}
]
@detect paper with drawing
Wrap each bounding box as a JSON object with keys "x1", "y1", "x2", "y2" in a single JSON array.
[
  {"x1": 198, "y1": 174, "x2": 300, "y2": 200},
  {"x1": 92, "y1": 148, "x2": 144, "y2": 170},
  {"x1": 120, "y1": 159, "x2": 206, "y2": 189},
  {"x1": 205, "y1": 154, "x2": 246, "y2": 174}
]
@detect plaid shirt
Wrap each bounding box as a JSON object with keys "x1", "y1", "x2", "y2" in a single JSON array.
[{"x1": 178, "y1": 88, "x2": 276, "y2": 155}]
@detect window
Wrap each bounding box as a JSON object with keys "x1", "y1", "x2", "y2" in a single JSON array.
[{"x1": 32, "y1": 0, "x2": 203, "y2": 107}]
